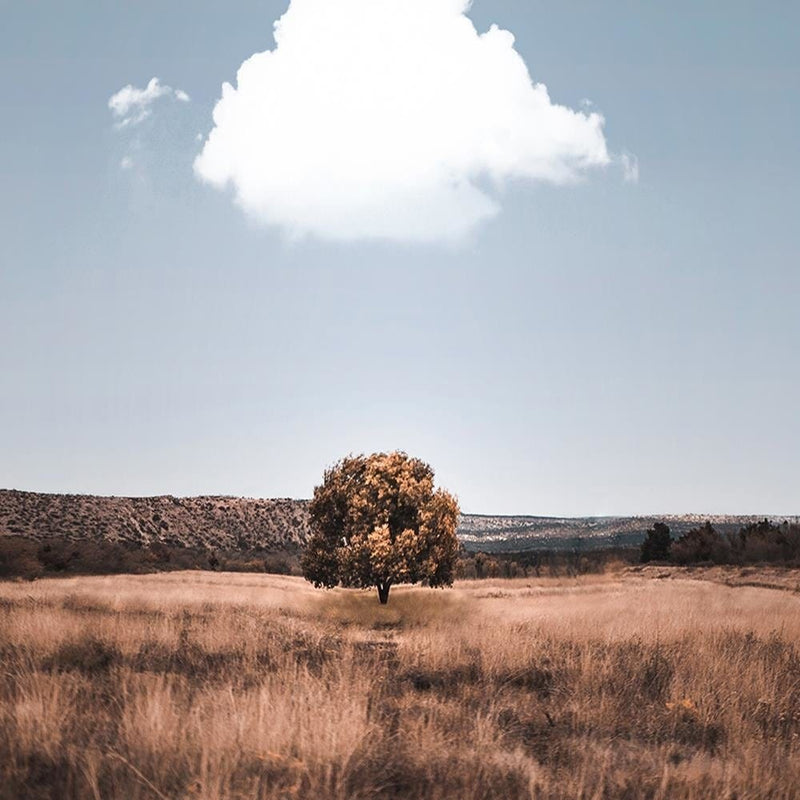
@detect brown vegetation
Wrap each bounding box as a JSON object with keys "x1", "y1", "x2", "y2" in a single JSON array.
[
  {"x1": 8, "y1": 489, "x2": 797, "y2": 561},
  {"x1": 640, "y1": 519, "x2": 800, "y2": 567},
  {"x1": 0, "y1": 533, "x2": 637, "y2": 583},
  {"x1": 1, "y1": 571, "x2": 800, "y2": 798},
  {"x1": 0, "y1": 535, "x2": 300, "y2": 580},
  {"x1": 0, "y1": 490, "x2": 309, "y2": 550},
  {"x1": 672, "y1": 520, "x2": 800, "y2": 566},
  {"x1": 456, "y1": 547, "x2": 640, "y2": 579}
]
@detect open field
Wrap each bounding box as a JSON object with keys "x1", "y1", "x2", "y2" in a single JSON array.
[{"x1": 1, "y1": 571, "x2": 800, "y2": 799}]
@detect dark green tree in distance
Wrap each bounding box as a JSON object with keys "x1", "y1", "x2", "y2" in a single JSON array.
[
  {"x1": 671, "y1": 521, "x2": 730, "y2": 564},
  {"x1": 301, "y1": 451, "x2": 460, "y2": 604},
  {"x1": 640, "y1": 522, "x2": 672, "y2": 563}
]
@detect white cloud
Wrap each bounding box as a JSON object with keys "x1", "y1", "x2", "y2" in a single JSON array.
[
  {"x1": 108, "y1": 77, "x2": 190, "y2": 128},
  {"x1": 620, "y1": 152, "x2": 640, "y2": 184},
  {"x1": 120, "y1": 155, "x2": 134, "y2": 170},
  {"x1": 195, "y1": 0, "x2": 613, "y2": 243}
]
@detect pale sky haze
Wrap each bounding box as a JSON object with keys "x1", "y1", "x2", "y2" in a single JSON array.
[{"x1": 1, "y1": 1, "x2": 798, "y2": 516}]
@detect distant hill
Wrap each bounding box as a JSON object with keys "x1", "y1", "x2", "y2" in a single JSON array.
[
  {"x1": 1, "y1": 489, "x2": 797, "y2": 554},
  {"x1": 0, "y1": 490, "x2": 309, "y2": 552},
  {"x1": 458, "y1": 513, "x2": 800, "y2": 552}
]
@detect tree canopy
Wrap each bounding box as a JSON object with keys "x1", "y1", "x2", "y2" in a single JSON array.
[
  {"x1": 301, "y1": 451, "x2": 460, "y2": 603},
  {"x1": 640, "y1": 522, "x2": 672, "y2": 563}
]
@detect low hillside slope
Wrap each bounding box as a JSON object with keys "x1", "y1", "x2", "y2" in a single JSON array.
[
  {"x1": 0, "y1": 490, "x2": 309, "y2": 552},
  {"x1": 3, "y1": 490, "x2": 796, "y2": 554}
]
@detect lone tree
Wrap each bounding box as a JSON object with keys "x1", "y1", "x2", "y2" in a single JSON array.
[{"x1": 301, "y1": 451, "x2": 460, "y2": 604}]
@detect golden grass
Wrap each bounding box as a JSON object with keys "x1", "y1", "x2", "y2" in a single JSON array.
[{"x1": 1, "y1": 571, "x2": 800, "y2": 799}]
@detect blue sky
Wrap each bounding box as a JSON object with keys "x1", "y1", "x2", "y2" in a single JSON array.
[{"x1": 1, "y1": 1, "x2": 798, "y2": 515}]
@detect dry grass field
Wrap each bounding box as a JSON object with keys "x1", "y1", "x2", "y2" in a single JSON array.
[{"x1": 1, "y1": 570, "x2": 800, "y2": 799}]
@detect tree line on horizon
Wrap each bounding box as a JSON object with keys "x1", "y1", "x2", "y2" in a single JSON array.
[{"x1": 640, "y1": 518, "x2": 800, "y2": 565}]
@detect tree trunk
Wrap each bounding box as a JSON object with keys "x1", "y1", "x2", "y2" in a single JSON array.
[{"x1": 377, "y1": 582, "x2": 390, "y2": 604}]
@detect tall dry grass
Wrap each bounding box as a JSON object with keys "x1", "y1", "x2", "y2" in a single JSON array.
[{"x1": 1, "y1": 571, "x2": 799, "y2": 799}]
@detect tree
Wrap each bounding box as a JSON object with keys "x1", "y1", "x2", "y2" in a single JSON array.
[
  {"x1": 640, "y1": 522, "x2": 672, "y2": 563},
  {"x1": 671, "y1": 521, "x2": 729, "y2": 565},
  {"x1": 301, "y1": 451, "x2": 460, "y2": 604}
]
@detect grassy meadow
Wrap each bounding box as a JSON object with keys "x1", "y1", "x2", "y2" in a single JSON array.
[{"x1": 1, "y1": 570, "x2": 800, "y2": 799}]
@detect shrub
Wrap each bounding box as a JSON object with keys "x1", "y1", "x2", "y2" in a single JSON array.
[
  {"x1": 0, "y1": 537, "x2": 42, "y2": 579},
  {"x1": 263, "y1": 555, "x2": 292, "y2": 575}
]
